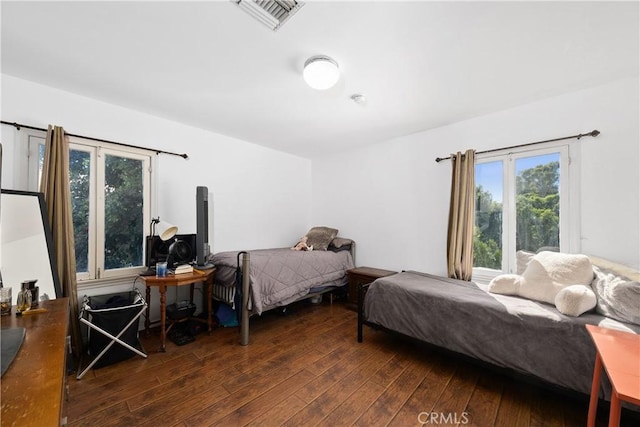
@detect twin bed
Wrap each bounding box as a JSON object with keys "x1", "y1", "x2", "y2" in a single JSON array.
[
  {"x1": 358, "y1": 269, "x2": 640, "y2": 399},
  {"x1": 210, "y1": 236, "x2": 355, "y2": 344}
]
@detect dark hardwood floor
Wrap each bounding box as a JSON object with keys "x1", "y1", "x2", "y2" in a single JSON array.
[{"x1": 68, "y1": 298, "x2": 633, "y2": 426}]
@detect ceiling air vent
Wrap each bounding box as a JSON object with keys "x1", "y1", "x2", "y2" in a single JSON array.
[{"x1": 235, "y1": 0, "x2": 304, "y2": 31}]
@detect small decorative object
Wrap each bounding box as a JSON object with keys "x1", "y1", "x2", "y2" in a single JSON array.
[
  {"x1": 22, "y1": 279, "x2": 39, "y2": 309},
  {"x1": 16, "y1": 282, "x2": 32, "y2": 313},
  {"x1": 291, "y1": 236, "x2": 313, "y2": 251},
  {"x1": 0, "y1": 286, "x2": 12, "y2": 316}
]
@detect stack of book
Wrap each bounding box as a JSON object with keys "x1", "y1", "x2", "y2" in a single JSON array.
[{"x1": 174, "y1": 264, "x2": 194, "y2": 275}]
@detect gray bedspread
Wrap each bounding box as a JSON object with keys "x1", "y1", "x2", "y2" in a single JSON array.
[
  {"x1": 364, "y1": 270, "x2": 640, "y2": 397},
  {"x1": 212, "y1": 248, "x2": 354, "y2": 314}
]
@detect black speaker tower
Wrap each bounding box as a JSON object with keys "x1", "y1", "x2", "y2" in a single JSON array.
[{"x1": 196, "y1": 186, "x2": 214, "y2": 269}]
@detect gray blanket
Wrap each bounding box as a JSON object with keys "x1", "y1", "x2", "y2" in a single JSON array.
[
  {"x1": 364, "y1": 270, "x2": 640, "y2": 397},
  {"x1": 212, "y1": 248, "x2": 353, "y2": 314}
]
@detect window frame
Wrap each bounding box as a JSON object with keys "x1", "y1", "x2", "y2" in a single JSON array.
[
  {"x1": 93, "y1": 144, "x2": 151, "y2": 280},
  {"x1": 67, "y1": 142, "x2": 97, "y2": 282},
  {"x1": 472, "y1": 140, "x2": 580, "y2": 283},
  {"x1": 27, "y1": 131, "x2": 153, "y2": 282}
]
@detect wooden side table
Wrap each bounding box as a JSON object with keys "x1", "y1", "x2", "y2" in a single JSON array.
[
  {"x1": 586, "y1": 324, "x2": 640, "y2": 427},
  {"x1": 347, "y1": 267, "x2": 396, "y2": 310},
  {"x1": 139, "y1": 268, "x2": 215, "y2": 352}
]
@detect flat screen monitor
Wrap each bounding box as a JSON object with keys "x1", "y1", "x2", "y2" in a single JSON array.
[{"x1": 146, "y1": 233, "x2": 196, "y2": 268}]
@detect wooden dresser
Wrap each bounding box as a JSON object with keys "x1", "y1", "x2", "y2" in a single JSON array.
[{"x1": 1, "y1": 298, "x2": 70, "y2": 426}]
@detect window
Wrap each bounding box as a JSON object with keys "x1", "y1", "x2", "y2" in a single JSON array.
[
  {"x1": 473, "y1": 143, "x2": 577, "y2": 281},
  {"x1": 28, "y1": 133, "x2": 152, "y2": 281}
]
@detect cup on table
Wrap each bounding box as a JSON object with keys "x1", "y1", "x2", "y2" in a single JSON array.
[{"x1": 156, "y1": 261, "x2": 168, "y2": 277}]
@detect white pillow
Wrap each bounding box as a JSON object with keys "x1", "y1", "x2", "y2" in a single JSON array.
[
  {"x1": 591, "y1": 266, "x2": 640, "y2": 325},
  {"x1": 554, "y1": 285, "x2": 597, "y2": 317}
]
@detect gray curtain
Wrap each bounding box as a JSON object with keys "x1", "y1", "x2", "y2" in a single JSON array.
[
  {"x1": 447, "y1": 149, "x2": 476, "y2": 281},
  {"x1": 40, "y1": 125, "x2": 81, "y2": 359}
]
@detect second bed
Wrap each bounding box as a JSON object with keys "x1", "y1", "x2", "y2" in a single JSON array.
[{"x1": 211, "y1": 238, "x2": 355, "y2": 344}]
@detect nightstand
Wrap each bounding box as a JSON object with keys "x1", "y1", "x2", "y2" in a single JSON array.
[
  {"x1": 139, "y1": 268, "x2": 215, "y2": 352},
  {"x1": 347, "y1": 266, "x2": 396, "y2": 310}
]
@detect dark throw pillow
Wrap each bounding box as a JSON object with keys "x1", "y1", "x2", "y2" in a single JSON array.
[{"x1": 304, "y1": 226, "x2": 339, "y2": 251}]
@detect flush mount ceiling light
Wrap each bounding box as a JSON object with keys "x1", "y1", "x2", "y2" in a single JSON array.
[
  {"x1": 303, "y1": 55, "x2": 340, "y2": 90},
  {"x1": 235, "y1": 0, "x2": 304, "y2": 31}
]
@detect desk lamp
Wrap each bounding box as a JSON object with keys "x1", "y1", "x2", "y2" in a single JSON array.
[{"x1": 155, "y1": 219, "x2": 178, "y2": 241}]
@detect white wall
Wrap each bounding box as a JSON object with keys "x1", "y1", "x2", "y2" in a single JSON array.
[
  {"x1": 1, "y1": 74, "x2": 312, "y2": 319},
  {"x1": 311, "y1": 77, "x2": 640, "y2": 274},
  {"x1": 2, "y1": 75, "x2": 312, "y2": 252},
  {"x1": 3, "y1": 74, "x2": 638, "y2": 317}
]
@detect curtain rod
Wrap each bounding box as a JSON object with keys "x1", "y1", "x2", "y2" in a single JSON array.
[
  {"x1": 1, "y1": 120, "x2": 188, "y2": 159},
  {"x1": 435, "y1": 129, "x2": 600, "y2": 163}
]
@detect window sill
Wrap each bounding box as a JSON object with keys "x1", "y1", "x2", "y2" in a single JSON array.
[
  {"x1": 76, "y1": 274, "x2": 142, "y2": 292},
  {"x1": 472, "y1": 267, "x2": 503, "y2": 285}
]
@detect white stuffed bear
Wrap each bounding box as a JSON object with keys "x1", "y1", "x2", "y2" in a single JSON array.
[{"x1": 488, "y1": 251, "x2": 597, "y2": 316}]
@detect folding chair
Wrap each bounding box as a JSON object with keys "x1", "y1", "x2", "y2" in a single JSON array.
[{"x1": 77, "y1": 289, "x2": 148, "y2": 379}]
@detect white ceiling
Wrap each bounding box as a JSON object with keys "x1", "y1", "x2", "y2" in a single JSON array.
[{"x1": 1, "y1": 1, "x2": 638, "y2": 159}]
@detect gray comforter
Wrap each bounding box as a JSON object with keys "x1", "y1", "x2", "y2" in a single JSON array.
[
  {"x1": 212, "y1": 248, "x2": 353, "y2": 314},
  {"x1": 364, "y1": 270, "x2": 640, "y2": 397}
]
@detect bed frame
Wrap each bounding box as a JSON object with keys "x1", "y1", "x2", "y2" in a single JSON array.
[
  {"x1": 356, "y1": 282, "x2": 374, "y2": 343},
  {"x1": 236, "y1": 242, "x2": 356, "y2": 345},
  {"x1": 355, "y1": 275, "x2": 640, "y2": 422}
]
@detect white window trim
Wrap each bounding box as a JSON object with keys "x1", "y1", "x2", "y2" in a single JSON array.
[
  {"x1": 25, "y1": 131, "x2": 155, "y2": 286},
  {"x1": 472, "y1": 140, "x2": 580, "y2": 283},
  {"x1": 26, "y1": 132, "x2": 46, "y2": 191},
  {"x1": 94, "y1": 143, "x2": 152, "y2": 279},
  {"x1": 66, "y1": 142, "x2": 96, "y2": 282}
]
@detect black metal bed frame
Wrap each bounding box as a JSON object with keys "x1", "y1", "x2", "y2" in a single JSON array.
[
  {"x1": 237, "y1": 242, "x2": 356, "y2": 346},
  {"x1": 355, "y1": 279, "x2": 640, "y2": 423}
]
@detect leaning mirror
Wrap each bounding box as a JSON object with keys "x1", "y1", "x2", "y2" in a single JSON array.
[{"x1": 0, "y1": 189, "x2": 61, "y2": 305}]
